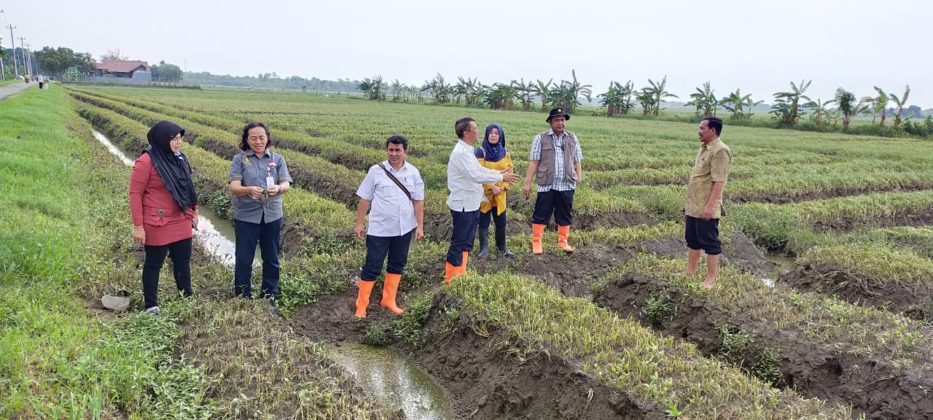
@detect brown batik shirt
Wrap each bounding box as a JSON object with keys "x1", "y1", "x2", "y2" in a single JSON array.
[{"x1": 685, "y1": 138, "x2": 732, "y2": 219}]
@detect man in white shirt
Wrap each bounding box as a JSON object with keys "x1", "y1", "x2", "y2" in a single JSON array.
[
  {"x1": 353, "y1": 135, "x2": 425, "y2": 318},
  {"x1": 445, "y1": 117, "x2": 519, "y2": 283}
]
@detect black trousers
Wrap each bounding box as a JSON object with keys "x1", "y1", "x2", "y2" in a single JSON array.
[
  {"x1": 447, "y1": 209, "x2": 479, "y2": 265},
  {"x1": 234, "y1": 217, "x2": 282, "y2": 298},
  {"x1": 478, "y1": 207, "x2": 507, "y2": 250},
  {"x1": 684, "y1": 215, "x2": 721, "y2": 255},
  {"x1": 143, "y1": 237, "x2": 193, "y2": 309},
  {"x1": 361, "y1": 230, "x2": 414, "y2": 280},
  {"x1": 532, "y1": 190, "x2": 574, "y2": 226}
]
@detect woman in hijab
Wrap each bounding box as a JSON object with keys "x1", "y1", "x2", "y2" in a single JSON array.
[
  {"x1": 474, "y1": 123, "x2": 514, "y2": 258},
  {"x1": 129, "y1": 120, "x2": 199, "y2": 316}
]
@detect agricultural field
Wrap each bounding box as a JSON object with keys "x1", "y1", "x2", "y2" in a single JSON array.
[{"x1": 5, "y1": 83, "x2": 932, "y2": 418}]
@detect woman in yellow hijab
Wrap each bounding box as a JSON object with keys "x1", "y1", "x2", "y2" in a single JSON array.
[{"x1": 475, "y1": 123, "x2": 514, "y2": 258}]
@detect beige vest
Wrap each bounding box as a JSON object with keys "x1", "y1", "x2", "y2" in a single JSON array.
[{"x1": 535, "y1": 130, "x2": 579, "y2": 186}]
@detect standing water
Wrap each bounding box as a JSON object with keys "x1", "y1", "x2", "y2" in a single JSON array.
[
  {"x1": 92, "y1": 128, "x2": 454, "y2": 417},
  {"x1": 92, "y1": 129, "x2": 236, "y2": 266},
  {"x1": 332, "y1": 344, "x2": 454, "y2": 419}
]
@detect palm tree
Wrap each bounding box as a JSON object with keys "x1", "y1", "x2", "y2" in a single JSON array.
[
  {"x1": 771, "y1": 80, "x2": 812, "y2": 125},
  {"x1": 688, "y1": 82, "x2": 717, "y2": 117},
  {"x1": 889, "y1": 85, "x2": 910, "y2": 129},
  {"x1": 641, "y1": 76, "x2": 678, "y2": 116},
  {"x1": 834, "y1": 88, "x2": 866, "y2": 131}
]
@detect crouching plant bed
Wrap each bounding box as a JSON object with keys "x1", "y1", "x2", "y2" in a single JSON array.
[
  {"x1": 593, "y1": 255, "x2": 933, "y2": 418},
  {"x1": 784, "y1": 243, "x2": 933, "y2": 321},
  {"x1": 418, "y1": 273, "x2": 851, "y2": 419}
]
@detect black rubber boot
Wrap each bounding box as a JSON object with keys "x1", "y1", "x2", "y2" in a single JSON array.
[{"x1": 478, "y1": 227, "x2": 490, "y2": 258}]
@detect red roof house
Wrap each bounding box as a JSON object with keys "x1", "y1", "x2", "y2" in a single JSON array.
[{"x1": 95, "y1": 60, "x2": 150, "y2": 78}]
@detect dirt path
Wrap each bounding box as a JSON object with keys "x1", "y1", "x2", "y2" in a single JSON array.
[{"x1": 0, "y1": 81, "x2": 36, "y2": 100}]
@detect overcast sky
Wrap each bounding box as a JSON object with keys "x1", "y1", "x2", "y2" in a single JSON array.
[{"x1": 3, "y1": 0, "x2": 931, "y2": 107}]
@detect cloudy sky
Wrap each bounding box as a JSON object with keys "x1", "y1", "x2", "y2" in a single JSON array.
[{"x1": 3, "y1": 0, "x2": 931, "y2": 106}]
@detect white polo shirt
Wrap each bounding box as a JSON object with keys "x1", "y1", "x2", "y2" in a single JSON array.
[
  {"x1": 356, "y1": 160, "x2": 425, "y2": 237},
  {"x1": 446, "y1": 139, "x2": 504, "y2": 212}
]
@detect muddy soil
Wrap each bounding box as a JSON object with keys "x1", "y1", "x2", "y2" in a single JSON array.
[
  {"x1": 290, "y1": 286, "x2": 664, "y2": 419},
  {"x1": 731, "y1": 184, "x2": 933, "y2": 204},
  {"x1": 781, "y1": 263, "x2": 933, "y2": 322},
  {"x1": 638, "y1": 231, "x2": 777, "y2": 280},
  {"x1": 593, "y1": 273, "x2": 933, "y2": 419},
  {"x1": 812, "y1": 209, "x2": 933, "y2": 232}
]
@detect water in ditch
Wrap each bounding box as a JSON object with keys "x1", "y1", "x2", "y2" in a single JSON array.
[
  {"x1": 93, "y1": 129, "x2": 236, "y2": 266},
  {"x1": 92, "y1": 128, "x2": 453, "y2": 418}
]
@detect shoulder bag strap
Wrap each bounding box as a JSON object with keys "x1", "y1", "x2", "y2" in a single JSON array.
[{"x1": 378, "y1": 163, "x2": 414, "y2": 202}]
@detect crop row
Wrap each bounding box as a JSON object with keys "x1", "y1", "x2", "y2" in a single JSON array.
[
  {"x1": 589, "y1": 254, "x2": 933, "y2": 418},
  {"x1": 73, "y1": 100, "x2": 355, "y2": 243},
  {"x1": 441, "y1": 273, "x2": 852, "y2": 418}
]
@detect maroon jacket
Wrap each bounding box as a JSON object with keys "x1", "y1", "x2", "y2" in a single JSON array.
[{"x1": 129, "y1": 153, "x2": 197, "y2": 246}]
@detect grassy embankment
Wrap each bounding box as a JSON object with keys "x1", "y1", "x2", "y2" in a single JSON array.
[{"x1": 0, "y1": 86, "x2": 397, "y2": 418}]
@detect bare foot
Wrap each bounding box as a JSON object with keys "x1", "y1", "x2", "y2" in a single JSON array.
[{"x1": 700, "y1": 278, "x2": 716, "y2": 289}]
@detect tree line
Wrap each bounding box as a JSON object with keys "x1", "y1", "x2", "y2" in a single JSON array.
[{"x1": 357, "y1": 73, "x2": 930, "y2": 138}]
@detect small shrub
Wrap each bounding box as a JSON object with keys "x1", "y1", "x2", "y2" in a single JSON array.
[
  {"x1": 361, "y1": 323, "x2": 391, "y2": 347},
  {"x1": 643, "y1": 294, "x2": 674, "y2": 327},
  {"x1": 751, "y1": 347, "x2": 783, "y2": 387},
  {"x1": 392, "y1": 293, "x2": 433, "y2": 347},
  {"x1": 718, "y1": 325, "x2": 754, "y2": 366}
]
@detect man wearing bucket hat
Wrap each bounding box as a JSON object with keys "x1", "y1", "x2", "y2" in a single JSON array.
[{"x1": 522, "y1": 107, "x2": 583, "y2": 254}]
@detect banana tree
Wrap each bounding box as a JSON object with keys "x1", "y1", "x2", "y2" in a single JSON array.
[
  {"x1": 688, "y1": 82, "x2": 717, "y2": 117},
  {"x1": 804, "y1": 98, "x2": 835, "y2": 128},
  {"x1": 642, "y1": 76, "x2": 678, "y2": 116},
  {"x1": 534, "y1": 79, "x2": 554, "y2": 110},
  {"x1": 771, "y1": 79, "x2": 812, "y2": 125},
  {"x1": 889, "y1": 85, "x2": 910, "y2": 129}
]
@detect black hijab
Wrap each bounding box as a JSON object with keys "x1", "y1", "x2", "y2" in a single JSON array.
[{"x1": 145, "y1": 120, "x2": 198, "y2": 212}]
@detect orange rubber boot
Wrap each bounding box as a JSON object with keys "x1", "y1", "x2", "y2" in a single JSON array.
[
  {"x1": 380, "y1": 273, "x2": 404, "y2": 315},
  {"x1": 557, "y1": 225, "x2": 574, "y2": 253},
  {"x1": 354, "y1": 280, "x2": 375, "y2": 318},
  {"x1": 460, "y1": 251, "x2": 470, "y2": 274},
  {"x1": 531, "y1": 223, "x2": 545, "y2": 255},
  {"x1": 444, "y1": 262, "x2": 461, "y2": 285}
]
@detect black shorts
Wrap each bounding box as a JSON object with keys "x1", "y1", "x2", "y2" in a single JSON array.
[{"x1": 684, "y1": 215, "x2": 721, "y2": 255}]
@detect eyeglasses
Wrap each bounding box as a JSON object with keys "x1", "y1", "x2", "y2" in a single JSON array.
[{"x1": 169, "y1": 134, "x2": 183, "y2": 141}]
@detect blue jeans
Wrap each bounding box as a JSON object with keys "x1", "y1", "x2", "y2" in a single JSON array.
[
  {"x1": 360, "y1": 230, "x2": 414, "y2": 280},
  {"x1": 446, "y1": 209, "x2": 479, "y2": 265},
  {"x1": 234, "y1": 217, "x2": 282, "y2": 298}
]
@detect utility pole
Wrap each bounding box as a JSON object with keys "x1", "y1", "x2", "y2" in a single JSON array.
[
  {"x1": 17, "y1": 36, "x2": 26, "y2": 77},
  {"x1": 0, "y1": 10, "x2": 4, "y2": 79},
  {"x1": 25, "y1": 43, "x2": 33, "y2": 76},
  {"x1": 6, "y1": 24, "x2": 16, "y2": 76}
]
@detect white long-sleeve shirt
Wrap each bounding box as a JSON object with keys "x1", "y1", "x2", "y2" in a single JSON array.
[{"x1": 447, "y1": 139, "x2": 503, "y2": 212}]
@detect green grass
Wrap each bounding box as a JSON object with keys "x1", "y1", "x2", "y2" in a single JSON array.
[
  {"x1": 446, "y1": 272, "x2": 851, "y2": 419},
  {"x1": 0, "y1": 86, "x2": 211, "y2": 417}
]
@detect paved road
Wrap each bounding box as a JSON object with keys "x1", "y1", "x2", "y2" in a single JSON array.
[{"x1": 0, "y1": 81, "x2": 37, "y2": 100}]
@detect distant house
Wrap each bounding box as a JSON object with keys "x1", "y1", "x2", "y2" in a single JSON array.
[
  {"x1": 90, "y1": 60, "x2": 152, "y2": 84},
  {"x1": 95, "y1": 60, "x2": 150, "y2": 78}
]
